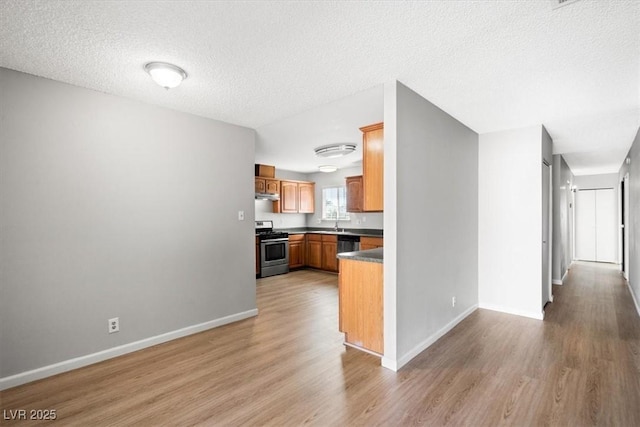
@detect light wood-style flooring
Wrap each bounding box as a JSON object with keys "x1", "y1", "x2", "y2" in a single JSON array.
[{"x1": 2, "y1": 263, "x2": 639, "y2": 425}]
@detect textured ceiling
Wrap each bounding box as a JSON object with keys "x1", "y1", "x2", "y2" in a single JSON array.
[{"x1": 1, "y1": 0, "x2": 638, "y2": 175}]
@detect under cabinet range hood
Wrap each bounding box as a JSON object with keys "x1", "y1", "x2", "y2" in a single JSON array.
[{"x1": 255, "y1": 192, "x2": 280, "y2": 201}]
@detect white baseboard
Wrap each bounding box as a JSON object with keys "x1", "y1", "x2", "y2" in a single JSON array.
[
  {"x1": 381, "y1": 356, "x2": 398, "y2": 371},
  {"x1": 552, "y1": 269, "x2": 569, "y2": 286},
  {"x1": 478, "y1": 303, "x2": 544, "y2": 320},
  {"x1": 628, "y1": 282, "x2": 640, "y2": 318},
  {"x1": 0, "y1": 309, "x2": 258, "y2": 391},
  {"x1": 390, "y1": 304, "x2": 478, "y2": 371}
]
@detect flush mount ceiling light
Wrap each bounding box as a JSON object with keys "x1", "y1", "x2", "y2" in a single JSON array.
[
  {"x1": 314, "y1": 143, "x2": 357, "y2": 158},
  {"x1": 144, "y1": 62, "x2": 187, "y2": 89},
  {"x1": 318, "y1": 165, "x2": 338, "y2": 173}
]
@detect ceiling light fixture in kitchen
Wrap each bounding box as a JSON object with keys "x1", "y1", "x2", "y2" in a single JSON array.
[
  {"x1": 144, "y1": 62, "x2": 187, "y2": 89},
  {"x1": 318, "y1": 165, "x2": 338, "y2": 173},
  {"x1": 314, "y1": 143, "x2": 356, "y2": 158}
]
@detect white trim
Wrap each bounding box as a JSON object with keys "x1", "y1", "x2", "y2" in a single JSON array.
[
  {"x1": 478, "y1": 303, "x2": 544, "y2": 320},
  {"x1": 628, "y1": 282, "x2": 640, "y2": 318},
  {"x1": 551, "y1": 264, "x2": 569, "y2": 286},
  {"x1": 0, "y1": 309, "x2": 258, "y2": 391},
  {"x1": 392, "y1": 304, "x2": 478, "y2": 371},
  {"x1": 381, "y1": 356, "x2": 398, "y2": 371}
]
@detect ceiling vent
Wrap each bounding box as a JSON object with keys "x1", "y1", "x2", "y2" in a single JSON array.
[{"x1": 551, "y1": 0, "x2": 581, "y2": 10}]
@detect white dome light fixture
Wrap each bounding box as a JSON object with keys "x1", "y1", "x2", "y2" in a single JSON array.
[
  {"x1": 144, "y1": 62, "x2": 187, "y2": 89},
  {"x1": 314, "y1": 143, "x2": 356, "y2": 158},
  {"x1": 318, "y1": 165, "x2": 338, "y2": 173}
]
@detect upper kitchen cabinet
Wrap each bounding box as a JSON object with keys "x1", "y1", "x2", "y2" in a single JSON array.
[
  {"x1": 298, "y1": 182, "x2": 315, "y2": 213},
  {"x1": 346, "y1": 175, "x2": 363, "y2": 213},
  {"x1": 273, "y1": 180, "x2": 315, "y2": 214},
  {"x1": 255, "y1": 177, "x2": 280, "y2": 195},
  {"x1": 360, "y1": 122, "x2": 384, "y2": 212}
]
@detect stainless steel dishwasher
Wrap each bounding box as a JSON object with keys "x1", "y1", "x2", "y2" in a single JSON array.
[{"x1": 337, "y1": 235, "x2": 360, "y2": 253}]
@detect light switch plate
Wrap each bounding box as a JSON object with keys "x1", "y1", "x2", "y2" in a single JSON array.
[{"x1": 238, "y1": 210, "x2": 245, "y2": 221}]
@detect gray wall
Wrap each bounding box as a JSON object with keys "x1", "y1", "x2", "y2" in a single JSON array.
[
  {"x1": 552, "y1": 155, "x2": 575, "y2": 282},
  {"x1": 0, "y1": 68, "x2": 257, "y2": 378},
  {"x1": 619, "y1": 127, "x2": 640, "y2": 308},
  {"x1": 394, "y1": 82, "x2": 478, "y2": 359}
]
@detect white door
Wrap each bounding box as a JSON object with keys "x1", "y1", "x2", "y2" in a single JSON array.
[
  {"x1": 575, "y1": 188, "x2": 616, "y2": 263},
  {"x1": 595, "y1": 188, "x2": 616, "y2": 262},
  {"x1": 575, "y1": 190, "x2": 596, "y2": 261}
]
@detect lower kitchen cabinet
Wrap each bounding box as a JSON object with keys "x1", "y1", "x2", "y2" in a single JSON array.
[
  {"x1": 288, "y1": 234, "x2": 306, "y2": 269},
  {"x1": 306, "y1": 234, "x2": 323, "y2": 269},
  {"x1": 321, "y1": 235, "x2": 338, "y2": 272},
  {"x1": 360, "y1": 236, "x2": 383, "y2": 251}
]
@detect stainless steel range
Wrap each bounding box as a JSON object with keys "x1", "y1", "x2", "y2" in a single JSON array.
[{"x1": 256, "y1": 221, "x2": 289, "y2": 277}]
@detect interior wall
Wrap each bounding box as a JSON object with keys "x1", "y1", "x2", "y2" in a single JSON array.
[
  {"x1": 478, "y1": 125, "x2": 543, "y2": 319},
  {"x1": 618, "y1": 127, "x2": 640, "y2": 313},
  {"x1": 306, "y1": 166, "x2": 384, "y2": 230},
  {"x1": 0, "y1": 68, "x2": 257, "y2": 381},
  {"x1": 393, "y1": 81, "x2": 478, "y2": 367},
  {"x1": 552, "y1": 154, "x2": 575, "y2": 283}
]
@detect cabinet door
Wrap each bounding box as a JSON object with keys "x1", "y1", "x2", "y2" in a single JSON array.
[
  {"x1": 360, "y1": 236, "x2": 383, "y2": 251},
  {"x1": 255, "y1": 178, "x2": 266, "y2": 193},
  {"x1": 307, "y1": 240, "x2": 322, "y2": 269},
  {"x1": 322, "y1": 241, "x2": 338, "y2": 272},
  {"x1": 346, "y1": 176, "x2": 363, "y2": 212},
  {"x1": 298, "y1": 182, "x2": 315, "y2": 213},
  {"x1": 265, "y1": 179, "x2": 280, "y2": 195},
  {"x1": 361, "y1": 123, "x2": 384, "y2": 212},
  {"x1": 288, "y1": 235, "x2": 306, "y2": 268},
  {"x1": 280, "y1": 181, "x2": 299, "y2": 213}
]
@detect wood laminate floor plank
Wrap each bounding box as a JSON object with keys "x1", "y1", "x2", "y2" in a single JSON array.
[{"x1": 2, "y1": 262, "x2": 639, "y2": 426}]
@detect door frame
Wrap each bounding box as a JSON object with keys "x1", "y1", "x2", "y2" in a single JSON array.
[
  {"x1": 622, "y1": 173, "x2": 630, "y2": 280},
  {"x1": 542, "y1": 161, "x2": 553, "y2": 308}
]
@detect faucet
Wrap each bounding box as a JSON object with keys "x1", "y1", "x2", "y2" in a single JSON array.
[{"x1": 334, "y1": 218, "x2": 339, "y2": 231}]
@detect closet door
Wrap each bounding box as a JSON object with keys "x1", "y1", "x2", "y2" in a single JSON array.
[
  {"x1": 575, "y1": 190, "x2": 596, "y2": 261},
  {"x1": 595, "y1": 188, "x2": 616, "y2": 262}
]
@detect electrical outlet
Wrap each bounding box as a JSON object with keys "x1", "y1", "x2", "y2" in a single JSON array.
[
  {"x1": 362, "y1": 216, "x2": 367, "y2": 223},
  {"x1": 108, "y1": 317, "x2": 120, "y2": 334},
  {"x1": 452, "y1": 297, "x2": 456, "y2": 308}
]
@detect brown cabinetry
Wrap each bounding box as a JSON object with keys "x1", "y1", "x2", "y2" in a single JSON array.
[
  {"x1": 360, "y1": 236, "x2": 383, "y2": 251},
  {"x1": 346, "y1": 175, "x2": 363, "y2": 213},
  {"x1": 255, "y1": 177, "x2": 280, "y2": 195},
  {"x1": 361, "y1": 122, "x2": 384, "y2": 212},
  {"x1": 279, "y1": 181, "x2": 299, "y2": 213},
  {"x1": 288, "y1": 234, "x2": 306, "y2": 269},
  {"x1": 321, "y1": 234, "x2": 338, "y2": 272},
  {"x1": 306, "y1": 234, "x2": 322, "y2": 269},
  {"x1": 339, "y1": 258, "x2": 383, "y2": 354},
  {"x1": 305, "y1": 233, "x2": 338, "y2": 272},
  {"x1": 274, "y1": 180, "x2": 315, "y2": 214},
  {"x1": 298, "y1": 182, "x2": 315, "y2": 213}
]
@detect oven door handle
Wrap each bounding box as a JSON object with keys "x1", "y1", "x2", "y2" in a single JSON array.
[{"x1": 261, "y1": 238, "x2": 289, "y2": 243}]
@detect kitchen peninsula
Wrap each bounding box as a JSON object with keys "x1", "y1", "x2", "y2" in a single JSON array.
[{"x1": 337, "y1": 248, "x2": 383, "y2": 355}]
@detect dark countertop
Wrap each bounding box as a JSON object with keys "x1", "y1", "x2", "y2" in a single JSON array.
[
  {"x1": 336, "y1": 247, "x2": 383, "y2": 264},
  {"x1": 275, "y1": 227, "x2": 383, "y2": 238}
]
